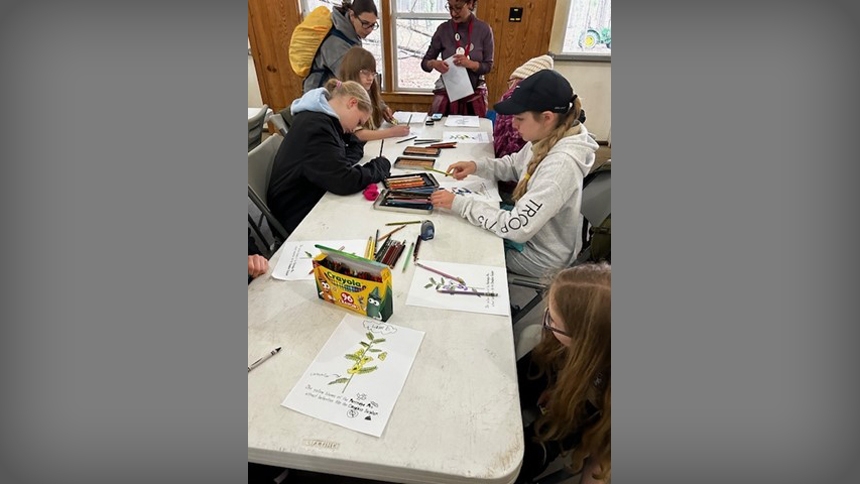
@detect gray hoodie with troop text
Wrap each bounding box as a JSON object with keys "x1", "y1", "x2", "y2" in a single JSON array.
[
  {"x1": 450, "y1": 126, "x2": 599, "y2": 277},
  {"x1": 302, "y1": 8, "x2": 361, "y2": 93}
]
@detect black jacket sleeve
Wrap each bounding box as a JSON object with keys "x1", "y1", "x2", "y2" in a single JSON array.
[
  {"x1": 301, "y1": 121, "x2": 391, "y2": 195},
  {"x1": 345, "y1": 133, "x2": 365, "y2": 165}
]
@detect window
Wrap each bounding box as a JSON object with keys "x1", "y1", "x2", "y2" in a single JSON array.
[
  {"x1": 390, "y1": 1, "x2": 453, "y2": 92},
  {"x1": 561, "y1": 0, "x2": 611, "y2": 59}
]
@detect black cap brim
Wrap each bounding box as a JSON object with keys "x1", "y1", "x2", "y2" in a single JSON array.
[{"x1": 493, "y1": 98, "x2": 528, "y2": 115}]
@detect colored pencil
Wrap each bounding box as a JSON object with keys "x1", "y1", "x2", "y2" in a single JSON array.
[
  {"x1": 378, "y1": 139, "x2": 384, "y2": 158},
  {"x1": 413, "y1": 235, "x2": 422, "y2": 261},
  {"x1": 436, "y1": 288, "x2": 498, "y2": 297},
  {"x1": 396, "y1": 135, "x2": 417, "y2": 144},
  {"x1": 378, "y1": 224, "x2": 406, "y2": 243},
  {"x1": 385, "y1": 220, "x2": 423, "y2": 226},
  {"x1": 407, "y1": 114, "x2": 413, "y2": 125},
  {"x1": 364, "y1": 236, "x2": 373, "y2": 258},
  {"x1": 412, "y1": 139, "x2": 442, "y2": 145},
  {"x1": 401, "y1": 242, "x2": 415, "y2": 272},
  {"x1": 415, "y1": 262, "x2": 466, "y2": 285},
  {"x1": 425, "y1": 167, "x2": 450, "y2": 177}
]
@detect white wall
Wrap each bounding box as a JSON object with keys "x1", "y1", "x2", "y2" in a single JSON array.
[{"x1": 550, "y1": 0, "x2": 611, "y2": 142}]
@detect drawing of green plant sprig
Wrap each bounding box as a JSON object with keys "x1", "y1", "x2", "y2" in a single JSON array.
[{"x1": 328, "y1": 331, "x2": 387, "y2": 393}]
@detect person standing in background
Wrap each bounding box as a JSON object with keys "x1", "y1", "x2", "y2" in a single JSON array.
[
  {"x1": 421, "y1": 0, "x2": 494, "y2": 117},
  {"x1": 303, "y1": 0, "x2": 380, "y2": 93}
]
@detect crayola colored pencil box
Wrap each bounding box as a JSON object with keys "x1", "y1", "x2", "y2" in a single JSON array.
[{"x1": 312, "y1": 245, "x2": 394, "y2": 321}]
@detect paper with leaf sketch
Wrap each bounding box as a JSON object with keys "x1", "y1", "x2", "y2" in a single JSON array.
[
  {"x1": 271, "y1": 240, "x2": 367, "y2": 281},
  {"x1": 405, "y1": 260, "x2": 510, "y2": 316},
  {"x1": 443, "y1": 115, "x2": 481, "y2": 128},
  {"x1": 437, "y1": 176, "x2": 502, "y2": 202},
  {"x1": 440, "y1": 55, "x2": 474, "y2": 102},
  {"x1": 442, "y1": 131, "x2": 489, "y2": 143},
  {"x1": 282, "y1": 314, "x2": 424, "y2": 437},
  {"x1": 392, "y1": 111, "x2": 427, "y2": 124}
]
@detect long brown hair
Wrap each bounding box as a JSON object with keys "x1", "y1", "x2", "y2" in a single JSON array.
[
  {"x1": 511, "y1": 96, "x2": 585, "y2": 202},
  {"x1": 338, "y1": 46, "x2": 385, "y2": 129},
  {"x1": 530, "y1": 262, "x2": 611, "y2": 481}
]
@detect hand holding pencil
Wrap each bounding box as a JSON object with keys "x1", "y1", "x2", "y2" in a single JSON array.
[{"x1": 444, "y1": 161, "x2": 477, "y2": 180}]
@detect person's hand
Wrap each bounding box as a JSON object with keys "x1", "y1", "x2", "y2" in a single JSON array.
[
  {"x1": 432, "y1": 59, "x2": 449, "y2": 74},
  {"x1": 383, "y1": 106, "x2": 395, "y2": 123},
  {"x1": 368, "y1": 156, "x2": 392, "y2": 179},
  {"x1": 446, "y1": 161, "x2": 477, "y2": 180},
  {"x1": 248, "y1": 254, "x2": 269, "y2": 279},
  {"x1": 430, "y1": 189, "x2": 456, "y2": 210},
  {"x1": 452, "y1": 54, "x2": 474, "y2": 70},
  {"x1": 387, "y1": 124, "x2": 411, "y2": 138}
]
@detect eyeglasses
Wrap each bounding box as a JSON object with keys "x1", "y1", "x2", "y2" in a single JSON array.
[
  {"x1": 542, "y1": 308, "x2": 571, "y2": 337},
  {"x1": 356, "y1": 16, "x2": 379, "y2": 30},
  {"x1": 359, "y1": 69, "x2": 378, "y2": 78},
  {"x1": 446, "y1": 3, "x2": 468, "y2": 13}
]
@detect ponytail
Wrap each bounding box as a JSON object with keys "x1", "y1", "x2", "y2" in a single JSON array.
[
  {"x1": 324, "y1": 78, "x2": 373, "y2": 113},
  {"x1": 511, "y1": 95, "x2": 585, "y2": 202}
]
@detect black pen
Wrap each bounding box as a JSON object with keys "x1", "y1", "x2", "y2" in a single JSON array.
[{"x1": 248, "y1": 346, "x2": 282, "y2": 373}]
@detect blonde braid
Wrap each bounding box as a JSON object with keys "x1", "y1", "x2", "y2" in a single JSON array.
[{"x1": 511, "y1": 97, "x2": 584, "y2": 202}]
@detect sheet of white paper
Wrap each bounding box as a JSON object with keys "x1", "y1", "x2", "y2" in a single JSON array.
[
  {"x1": 282, "y1": 314, "x2": 425, "y2": 437},
  {"x1": 443, "y1": 115, "x2": 481, "y2": 128},
  {"x1": 440, "y1": 55, "x2": 474, "y2": 102},
  {"x1": 405, "y1": 260, "x2": 510, "y2": 316},
  {"x1": 271, "y1": 240, "x2": 367, "y2": 281},
  {"x1": 392, "y1": 111, "x2": 427, "y2": 124},
  {"x1": 437, "y1": 177, "x2": 502, "y2": 202},
  {"x1": 442, "y1": 131, "x2": 490, "y2": 143}
]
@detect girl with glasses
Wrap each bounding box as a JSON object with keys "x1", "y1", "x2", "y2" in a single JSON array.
[
  {"x1": 302, "y1": 0, "x2": 379, "y2": 94},
  {"x1": 516, "y1": 263, "x2": 611, "y2": 484},
  {"x1": 338, "y1": 46, "x2": 411, "y2": 141},
  {"x1": 421, "y1": 0, "x2": 494, "y2": 117}
]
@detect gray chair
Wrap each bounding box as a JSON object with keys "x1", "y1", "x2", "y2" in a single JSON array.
[
  {"x1": 509, "y1": 165, "x2": 611, "y2": 325},
  {"x1": 248, "y1": 134, "x2": 289, "y2": 258},
  {"x1": 269, "y1": 113, "x2": 288, "y2": 137},
  {"x1": 248, "y1": 105, "x2": 268, "y2": 152}
]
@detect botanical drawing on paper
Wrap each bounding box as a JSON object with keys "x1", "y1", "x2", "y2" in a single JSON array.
[{"x1": 328, "y1": 331, "x2": 388, "y2": 393}]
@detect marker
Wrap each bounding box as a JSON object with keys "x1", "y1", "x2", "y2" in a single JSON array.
[
  {"x1": 248, "y1": 347, "x2": 282, "y2": 373},
  {"x1": 415, "y1": 262, "x2": 466, "y2": 285}
]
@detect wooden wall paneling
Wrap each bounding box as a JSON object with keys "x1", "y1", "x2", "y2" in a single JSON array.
[
  {"x1": 480, "y1": 0, "x2": 555, "y2": 106},
  {"x1": 248, "y1": 0, "x2": 303, "y2": 113}
]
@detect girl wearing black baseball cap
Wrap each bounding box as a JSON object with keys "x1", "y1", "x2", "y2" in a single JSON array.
[{"x1": 430, "y1": 69, "x2": 598, "y2": 277}]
